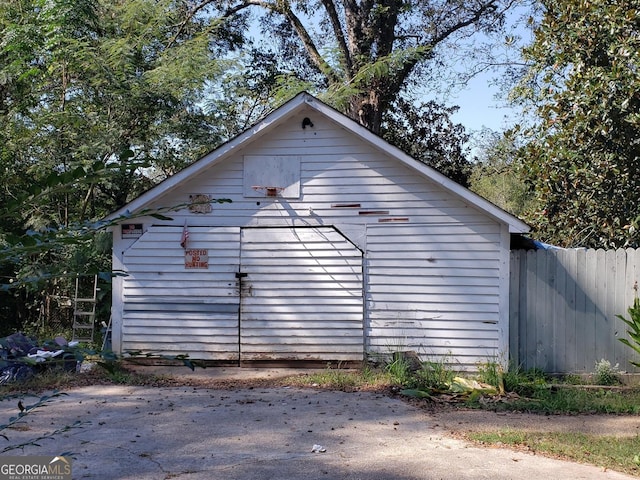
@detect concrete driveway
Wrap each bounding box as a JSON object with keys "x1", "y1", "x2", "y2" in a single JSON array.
[{"x1": 0, "y1": 368, "x2": 635, "y2": 480}]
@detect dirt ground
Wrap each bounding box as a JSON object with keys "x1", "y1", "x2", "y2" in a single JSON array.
[
  {"x1": 9, "y1": 363, "x2": 640, "y2": 440},
  {"x1": 120, "y1": 364, "x2": 640, "y2": 440}
]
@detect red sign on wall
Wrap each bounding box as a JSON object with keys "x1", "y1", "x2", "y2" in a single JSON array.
[
  {"x1": 121, "y1": 223, "x2": 143, "y2": 238},
  {"x1": 185, "y1": 249, "x2": 209, "y2": 269}
]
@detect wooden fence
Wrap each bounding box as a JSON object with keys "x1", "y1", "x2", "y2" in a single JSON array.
[{"x1": 509, "y1": 248, "x2": 640, "y2": 373}]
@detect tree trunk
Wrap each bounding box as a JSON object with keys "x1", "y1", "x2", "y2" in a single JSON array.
[{"x1": 348, "y1": 89, "x2": 385, "y2": 134}]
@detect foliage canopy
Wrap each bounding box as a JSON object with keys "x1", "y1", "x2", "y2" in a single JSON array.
[
  {"x1": 0, "y1": 0, "x2": 525, "y2": 332},
  {"x1": 515, "y1": 0, "x2": 640, "y2": 248},
  {"x1": 0, "y1": 0, "x2": 241, "y2": 330}
]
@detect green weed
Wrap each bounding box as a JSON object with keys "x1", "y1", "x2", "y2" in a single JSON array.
[
  {"x1": 476, "y1": 360, "x2": 505, "y2": 393},
  {"x1": 385, "y1": 355, "x2": 413, "y2": 386},
  {"x1": 593, "y1": 359, "x2": 621, "y2": 386},
  {"x1": 412, "y1": 359, "x2": 455, "y2": 391}
]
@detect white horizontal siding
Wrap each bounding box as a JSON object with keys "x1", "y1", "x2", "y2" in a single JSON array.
[
  {"x1": 366, "y1": 223, "x2": 502, "y2": 370},
  {"x1": 147, "y1": 109, "x2": 484, "y2": 230},
  {"x1": 122, "y1": 226, "x2": 240, "y2": 360},
  {"x1": 239, "y1": 227, "x2": 364, "y2": 361},
  {"x1": 116, "y1": 107, "x2": 509, "y2": 367}
]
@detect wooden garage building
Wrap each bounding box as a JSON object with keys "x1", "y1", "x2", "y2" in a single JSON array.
[{"x1": 108, "y1": 92, "x2": 529, "y2": 368}]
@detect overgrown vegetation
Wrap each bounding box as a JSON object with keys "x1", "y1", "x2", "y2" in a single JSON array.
[
  {"x1": 593, "y1": 359, "x2": 622, "y2": 386},
  {"x1": 310, "y1": 355, "x2": 634, "y2": 414}
]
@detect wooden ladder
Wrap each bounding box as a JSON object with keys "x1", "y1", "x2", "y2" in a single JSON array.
[{"x1": 72, "y1": 275, "x2": 98, "y2": 343}]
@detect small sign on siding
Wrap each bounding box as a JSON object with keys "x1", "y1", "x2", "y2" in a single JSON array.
[
  {"x1": 122, "y1": 223, "x2": 143, "y2": 238},
  {"x1": 185, "y1": 249, "x2": 209, "y2": 269}
]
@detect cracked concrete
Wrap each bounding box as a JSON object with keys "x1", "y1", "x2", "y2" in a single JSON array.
[{"x1": 0, "y1": 372, "x2": 637, "y2": 480}]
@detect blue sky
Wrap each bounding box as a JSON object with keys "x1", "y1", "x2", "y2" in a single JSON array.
[
  {"x1": 438, "y1": 10, "x2": 532, "y2": 135},
  {"x1": 449, "y1": 74, "x2": 518, "y2": 133}
]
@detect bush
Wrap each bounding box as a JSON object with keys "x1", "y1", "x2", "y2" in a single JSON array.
[{"x1": 593, "y1": 359, "x2": 620, "y2": 386}]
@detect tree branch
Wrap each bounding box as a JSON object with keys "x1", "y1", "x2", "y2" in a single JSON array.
[
  {"x1": 389, "y1": 1, "x2": 504, "y2": 98},
  {"x1": 217, "y1": 1, "x2": 341, "y2": 83},
  {"x1": 431, "y1": 1, "x2": 500, "y2": 48},
  {"x1": 166, "y1": 0, "x2": 216, "y2": 49},
  {"x1": 167, "y1": 0, "x2": 273, "y2": 49},
  {"x1": 320, "y1": 0, "x2": 353, "y2": 76},
  {"x1": 277, "y1": 1, "x2": 340, "y2": 83}
]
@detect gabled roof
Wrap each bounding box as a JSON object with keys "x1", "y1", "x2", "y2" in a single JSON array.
[{"x1": 108, "y1": 92, "x2": 529, "y2": 234}]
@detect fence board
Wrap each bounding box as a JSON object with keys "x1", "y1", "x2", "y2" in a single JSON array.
[
  {"x1": 564, "y1": 249, "x2": 577, "y2": 372},
  {"x1": 601, "y1": 250, "x2": 612, "y2": 363},
  {"x1": 510, "y1": 247, "x2": 640, "y2": 373},
  {"x1": 575, "y1": 249, "x2": 587, "y2": 371},
  {"x1": 509, "y1": 253, "x2": 521, "y2": 368},
  {"x1": 550, "y1": 256, "x2": 571, "y2": 371},
  {"x1": 614, "y1": 249, "x2": 627, "y2": 363},
  {"x1": 525, "y1": 251, "x2": 537, "y2": 368}
]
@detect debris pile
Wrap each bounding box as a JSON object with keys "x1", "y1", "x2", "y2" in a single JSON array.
[{"x1": 0, "y1": 333, "x2": 79, "y2": 385}]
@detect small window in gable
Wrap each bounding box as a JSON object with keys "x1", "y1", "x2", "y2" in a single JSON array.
[{"x1": 243, "y1": 155, "x2": 301, "y2": 198}]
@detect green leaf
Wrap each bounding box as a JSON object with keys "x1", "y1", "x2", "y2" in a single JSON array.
[{"x1": 399, "y1": 389, "x2": 433, "y2": 399}]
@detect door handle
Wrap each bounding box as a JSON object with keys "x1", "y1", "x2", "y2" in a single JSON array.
[{"x1": 235, "y1": 272, "x2": 248, "y2": 279}]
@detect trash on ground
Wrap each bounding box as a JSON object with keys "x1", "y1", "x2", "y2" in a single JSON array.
[{"x1": 0, "y1": 332, "x2": 82, "y2": 385}]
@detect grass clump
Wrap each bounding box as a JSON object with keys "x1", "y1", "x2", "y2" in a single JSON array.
[
  {"x1": 503, "y1": 366, "x2": 550, "y2": 396},
  {"x1": 468, "y1": 430, "x2": 640, "y2": 477},
  {"x1": 502, "y1": 386, "x2": 640, "y2": 415},
  {"x1": 413, "y1": 360, "x2": 456, "y2": 391},
  {"x1": 476, "y1": 361, "x2": 505, "y2": 394},
  {"x1": 289, "y1": 364, "x2": 393, "y2": 391},
  {"x1": 385, "y1": 355, "x2": 414, "y2": 386}
]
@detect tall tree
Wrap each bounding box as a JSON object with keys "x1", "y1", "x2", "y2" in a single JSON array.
[
  {"x1": 514, "y1": 0, "x2": 640, "y2": 248},
  {"x1": 1, "y1": 0, "x2": 241, "y2": 229},
  {"x1": 206, "y1": 48, "x2": 284, "y2": 139},
  {"x1": 0, "y1": 0, "x2": 241, "y2": 329},
  {"x1": 214, "y1": 0, "x2": 517, "y2": 134}
]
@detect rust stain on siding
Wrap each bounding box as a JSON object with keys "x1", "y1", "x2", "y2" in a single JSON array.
[
  {"x1": 359, "y1": 210, "x2": 390, "y2": 215},
  {"x1": 378, "y1": 217, "x2": 409, "y2": 222},
  {"x1": 331, "y1": 203, "x2": 361, "y2": 208}
]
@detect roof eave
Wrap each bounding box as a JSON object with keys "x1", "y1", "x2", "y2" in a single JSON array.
[{"x1": 106, "y1": 92, "x2": 530, "y2": 234}]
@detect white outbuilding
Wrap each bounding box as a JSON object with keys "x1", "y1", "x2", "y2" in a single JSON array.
[{"x1": 107, "y1": 92, "x2": 529, "y2": 368}]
